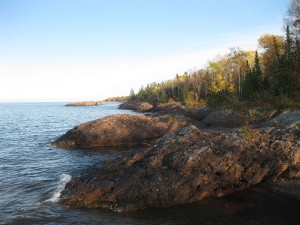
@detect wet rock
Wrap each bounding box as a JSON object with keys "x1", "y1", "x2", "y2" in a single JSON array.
[
  {"x1": 262, "y1": 178, "x2": 300, "y2": 200},
  {"x1": 60, "y1": 125, "x2": 300, "y2": 211}
]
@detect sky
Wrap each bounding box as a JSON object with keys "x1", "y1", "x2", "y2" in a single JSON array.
[{"x1": 0, "y1": 0, "x2": 290, "y2": 102}]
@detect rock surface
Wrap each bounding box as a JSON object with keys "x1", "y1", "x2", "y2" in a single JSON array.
[
  {"x1": 194, "y1": 107, "x2": 283, "y2": 128},
  {"x1": 119, "y1": 101, "x2": 153, "y2": 112},
  {"x1": 66, "y1": 101, "x2": 104, "y2": 106},
  {"x1": 201, "y1": 109, "x2": 245, "y2": 128},
  {"x1": 266, "y1": 110, "x2": 300, "y2": 129},
  {"x1": 60, "y1": 123, "x2": 300, "y2": 211},
  {"x1": 119, "y1": 101, "x2": 284, "y2": 128},
  {"x1": 54, "y1": 114, "x2": 189, "y2": 149}
]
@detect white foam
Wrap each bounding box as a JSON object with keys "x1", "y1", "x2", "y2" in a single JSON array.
[{"x1": 45, "y1": 173, "x2": 71, "y2": 203}]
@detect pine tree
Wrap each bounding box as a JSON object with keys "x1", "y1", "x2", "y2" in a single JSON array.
[
  {"x1": 279, "y1": 24, "x2": 295, "y2": 96},
  {"x1": 243, "y1": 70, "x2": 254, "y2": 99},
  {"x1": 285, "y1": 25, "x2": 293, "y2": 62},
  {"x1": 270, "y1": 37, "x2": 282, "y2": 95},
  {"x1": 252, "y1": 51, "x2": 265, "y2": 93}
]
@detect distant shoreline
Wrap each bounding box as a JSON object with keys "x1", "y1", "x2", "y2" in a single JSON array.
[{"x1": 65, "y1": 101, "x2": 105, "y2": 107}]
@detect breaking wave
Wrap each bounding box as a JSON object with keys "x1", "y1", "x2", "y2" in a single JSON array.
[{"x1": 44, "y1": 173, "x2": 71, "y2": 203}]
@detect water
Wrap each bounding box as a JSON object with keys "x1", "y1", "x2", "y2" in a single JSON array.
[{"x1": 0, "y1": 102, "x2": 299, "y2": 225}]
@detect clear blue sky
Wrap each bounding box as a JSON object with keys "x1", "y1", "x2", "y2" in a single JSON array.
[{"x1": 0, "y1": 0, "x2": 289, "y2": 101}]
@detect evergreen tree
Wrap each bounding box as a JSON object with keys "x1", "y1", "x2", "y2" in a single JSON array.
[
  {"x1": 285, "y1": 25, "x2": 293, "y2": 62},
  {"x1": 278, "y1": 24, "x2": 295, "y2": 96},
  {"x1": 243, "y1": 70, "x2": 255, "y2": 99},
  {"x1": 252, "y1": 51, "x2": 265, "y2": 93}
]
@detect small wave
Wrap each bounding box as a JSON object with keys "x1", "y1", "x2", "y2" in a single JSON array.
[{"x1": 44, "y1": 173, "x2": 71, "y2": 203}]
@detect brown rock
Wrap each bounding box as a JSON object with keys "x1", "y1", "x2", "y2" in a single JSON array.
[
  {"x1": 119, "y1": 101, "x2": 153, "y2": 112},
  {"x1": 54, "y1": 114, "x2": 188, "y2": 149},
  {"x1": 200, "y1": 109, "x2": 245, "y2": 128},
  {"x1": 60, "y1": 125, "x2": 300, "y2": 211},
  {"x1": 66, "y1": 101, "x2": 104, "y2": 106}
]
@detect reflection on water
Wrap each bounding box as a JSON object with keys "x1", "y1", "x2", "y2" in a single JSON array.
[
  {"x1": 118, "y1": 188, "x2": 299, "y2": 225},
  {"x1": 0, "y1": 102, "x2": 299, "y2": 225}
]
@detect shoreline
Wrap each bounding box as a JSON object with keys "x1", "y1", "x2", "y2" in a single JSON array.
[
  {"x1": 55, "y1": 101, "x2": 300, "y2": 211},
  {"x1": 65, "y1": 100, "x2": 105, "y2": 107}
]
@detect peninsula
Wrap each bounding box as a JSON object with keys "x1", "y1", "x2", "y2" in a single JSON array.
[
  {"x1": 65, "y1": 101, "x2": 104, "y2": 107},
  {"x1": 54, "y1": 102, "x2": 300, "y2": 212}
]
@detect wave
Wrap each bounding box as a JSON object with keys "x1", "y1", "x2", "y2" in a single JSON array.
[{"x1": 44, "y1": 173, "x2": 71, "y2": 203}]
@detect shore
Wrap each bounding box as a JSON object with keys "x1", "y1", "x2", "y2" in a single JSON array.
[
  {"x1": 54, "y1": 101, "x2": 300, "y2": 211},
  {"x1": 65, "y1": 101, "x2": 104, "y2": 106}
]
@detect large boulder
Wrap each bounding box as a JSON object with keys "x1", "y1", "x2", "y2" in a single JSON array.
[
  {"x1": 53, "y1": 114, "x2": 188, "y2": 149},
  {"x1": 60, "y1": 125, "x2": 300, "y2": 211}
]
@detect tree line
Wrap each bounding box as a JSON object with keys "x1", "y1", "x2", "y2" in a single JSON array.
[{"x1": 130, "y1": 0, "x2": 300, "y2": 107}]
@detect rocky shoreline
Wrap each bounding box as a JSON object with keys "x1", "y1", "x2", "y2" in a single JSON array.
[
  {"x1": 53, "y1": 114, "x2": 190, "y2": 149},
  {"x1": 65, "y1": 101, "x2": 104, "y2": 106},
  {"x1": 55, "y1": 101, "x2": 300, "y2": 212}
]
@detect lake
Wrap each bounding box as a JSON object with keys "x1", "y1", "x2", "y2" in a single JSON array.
[{"x1": 0, "y1": 102, "x2": 299, "y2": 225}]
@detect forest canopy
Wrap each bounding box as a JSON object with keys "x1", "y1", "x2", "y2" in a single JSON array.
[{"x1": 129, "y1": 0, "x2": 300, "y2": 108}]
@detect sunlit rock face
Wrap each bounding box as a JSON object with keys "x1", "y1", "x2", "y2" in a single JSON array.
[
  {"x1": 54, "y1": 114, "x2": 189, "y2": 149},
  {"x1": 60, "y1": 123, "x2": 300, "y2": 212}
]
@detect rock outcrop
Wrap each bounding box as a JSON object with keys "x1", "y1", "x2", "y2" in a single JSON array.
[
  {"x1": 66, "y1": 101, "x2": 104, "y2": 106},
  {"x1": 194, "y1": 107, "x2": 283, "y2": 128},
  {"x1": 119, "y1": 101, "x2": 153, "y2": 112},
  {"x1": 201, "y1": 109, "x2": 245, "y2": 128},
  {"x1": 265, "y1": 110, "x2": 300, "y2": 129},
  {"x1": 54, "y1": 114, "x2": 189, "y2": 149},
  {"x1": 60, "y1": 123, "x2": 300, "y2": 211}
]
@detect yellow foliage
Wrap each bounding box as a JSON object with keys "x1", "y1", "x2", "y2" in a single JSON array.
[
  {"x1": 186, "y1": 91, "x2": 197, "y2": 105},
  {"x1": 168, "y1": 98, "x2": 175, "y2": 103},
  {"x1": 198, "y1": 99, "x2": 206, "y2": 107},
  {"x1": 228, "y1": 83, "x2": 236, "y2": 94},
  {"x1": 209, "y1": 61, "x2": 224, "y2": 73},
  {"x1": 176, "y1": 75, "x2": 186, "y2": 82},
  {"x1": 243, "y1": 51, "x2": 256, "y2": 67},
  {"x1": 210, "y1": 74, "x2": 226, "y2": 93}
]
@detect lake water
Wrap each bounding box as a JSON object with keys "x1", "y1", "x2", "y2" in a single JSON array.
[{"x1": 0, "y1": 102, "x2": 299, "y2": 225}]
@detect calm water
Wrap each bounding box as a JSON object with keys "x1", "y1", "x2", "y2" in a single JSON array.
[{"x1": 0, "y1": 102, "x2": 299, "y2": 225}]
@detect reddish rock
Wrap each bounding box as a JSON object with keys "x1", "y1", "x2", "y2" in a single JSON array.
[
  {"x1": 54, "y1": 114, "x2": 189, "y2": 149},
  {"x1": 60, "y1": 125, "x2": 300, "y2": 211},
  {"x1": 119, "y1": 101, "x2": 153, "y2": 112},
  {"x1": 66, "y1": 101, "x2": 104, "y2": 106}
]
